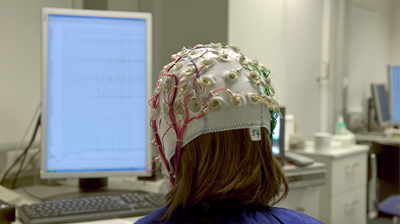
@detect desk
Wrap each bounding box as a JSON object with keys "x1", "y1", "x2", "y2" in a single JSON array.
[
  {"x1": 13, "y1": 214, "x2": 142, "y2": 224},
  {"x1": 355, "y1": 135, "x2": 399, "y2": 208},
  {"x1": 356, "y1": 133, "x2": 400, "y2": 145},
  {"x1": 7, "y1": 164, "x2": 326, "y2": 224},
  {"x1": 9, "y1": 178, "x2": 163, "y2": 224}
]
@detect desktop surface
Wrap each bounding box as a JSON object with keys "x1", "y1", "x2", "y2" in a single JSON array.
[
  {"x1": 9, "y1": 163, "x2": 327, "y2": 224},
  {"x1": 12, "y1": 178, "x2": 164, "y2": 224},
  {"x1": 356, "y1": 132, "x2": 400, "y2": 145},
  {"x1": 12, "y1": 215, "x2": 142, "y2": 224},
  {"x1": 292, "y1": 142, "x2": 370, "y2": 158},
  {"x1": 17, "y1": 190, "x2": 163, "y2": 224}
]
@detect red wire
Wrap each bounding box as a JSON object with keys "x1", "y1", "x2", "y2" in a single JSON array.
[
  {"x1": 193, "y1": 49, "x2": 209, "y2": 63},
  {"x1": 148, "y1": 94, "x2": 160, "y2": 109},
  {"x1": 151, "y1": 51, "x2": 223, "y2": 185},
  {"x1": 145, "y1": 157, "x2": 162, "y2": 172},
  {"x1": 161, "y1": 124, "x2": 174, "y2": 143},
  {"x1": 205, "y1": 88, "x2": 228, "y2": 103},
  {"x1": 151, "y1": 121, "x2": 175, "y2": 185}
]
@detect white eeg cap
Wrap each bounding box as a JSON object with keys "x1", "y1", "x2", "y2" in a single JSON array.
[{"x1": 149, "y1": 43, "x2": 280, "y2": 182}]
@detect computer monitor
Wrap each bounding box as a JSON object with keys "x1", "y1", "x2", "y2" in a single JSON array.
[
  {"x1": 40, "y1": 8, "x2": 152, "y2": 192},
  {"x1": 370, "y1": 83, "x2": 392, "y2": 127},
  {"x1": 272, "y1": 107, "x2": 285, "y2": 164},
  {"x1": 389, "y1": 65, "x2": 400, "y2": 127}
]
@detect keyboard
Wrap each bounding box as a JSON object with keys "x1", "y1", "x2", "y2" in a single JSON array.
[{"x1": 18, "y1": 191, "x2": 165, "y2": 224}]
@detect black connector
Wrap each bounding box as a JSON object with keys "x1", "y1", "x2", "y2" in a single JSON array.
[{"x1": 0, "y1": 199, "x2": 15, "y2": 224}]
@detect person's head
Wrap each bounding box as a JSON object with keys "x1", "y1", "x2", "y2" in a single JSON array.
[{"x1": 148, "y1": 43, "x2": 288, "y2": 219}]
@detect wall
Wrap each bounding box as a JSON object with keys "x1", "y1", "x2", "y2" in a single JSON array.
[
  {"x1": 390, "y1": 0, "x2": 400, "y2": 63},
  {"x1": 350, "y1": 0, "x2": 399, "y2": 71},
  {"x1": 0, "y1": 0, "x2": 397, "y2": 147},
  {"x1": 345, "y1": 0, "x2": 399, "y2": 128},
  {"x1": 0, "y1": 0, "x2": 228, "y2": 147},
  {"x1": 229, "y1": 0, "x2": 323, "y2": 140},
  {"x1": 284, "y1": 0, "x2": 324, "y2": 137},
  {"x1": 229, "y1": 0, "x2": 399, "y2": 140},
  {"x1": 85, "y1": 0, "x2": 229, "y2": 90},
  {"x1": 92, "y1": 0, "x2": 229, "y2": 158},
  {"x1": 139, "y1": 0, "x2": 228, "y2": 91},
  {"x1": 0, "y1": 0, "x2": 83, "y2": 148},
  {"x1": 83, "y1": 0, "x2": 140, "y2": 12},
  {"x1": 228, "y1": 0, "x2": 287, "y2": 106}
]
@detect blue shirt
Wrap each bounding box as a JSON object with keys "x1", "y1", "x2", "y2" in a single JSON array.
[{"x1": 135, "y1": 201, "x2": 322, "y2": 224}]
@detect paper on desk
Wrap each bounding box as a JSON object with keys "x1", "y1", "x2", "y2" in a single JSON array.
[
  {"x1": 0, "y1": 184, "x2": 21, "y2": 204},
  {"x1": 73, "y1": 219, "x2": 133, "y2": 224}
]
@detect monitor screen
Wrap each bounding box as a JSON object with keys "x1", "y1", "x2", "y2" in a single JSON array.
[
  {"x1": 389, "y1": 65, "x2": 400, "y2": 126},
  {"x1": 272, "y1": 107, "x2": 285, "y2": 164},
  {"x1": 371, "y1": 83, "x2": 391, "y2": 127},
  {"x1": 40, "y1": 8, "x2": 152, "y2": 180}
]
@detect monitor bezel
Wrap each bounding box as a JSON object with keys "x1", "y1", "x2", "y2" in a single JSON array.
[
  {"x1": 370, "y1": 83, "x2": 392, "y2": 128},
  {"x1": 40, "y1": 8, "x2": 153, "y2": 179}
]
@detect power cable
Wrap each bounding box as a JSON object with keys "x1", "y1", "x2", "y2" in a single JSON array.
[
  {"x1": 0, "y1": 114, "x2": 41, "y2": 188},
  {"x1": 11, "y1": 115, "x2": 41, "y2": 189}
]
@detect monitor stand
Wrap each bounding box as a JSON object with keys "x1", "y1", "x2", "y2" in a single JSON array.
[
  {"x1": 79, "y1": 178, "x2": 108, "y2": 192},
  {"x1": 42, "y1": 178, "x2": 141, "y2": 201}
]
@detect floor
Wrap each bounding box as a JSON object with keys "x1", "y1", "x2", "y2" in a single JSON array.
[{"x1": 367, "y1": 215, "x2": 398, "y2": 224}]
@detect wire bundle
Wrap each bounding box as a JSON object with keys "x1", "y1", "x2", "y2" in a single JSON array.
[{"x1": 0, "y1": 104, "x2": 41, "y2": 189}]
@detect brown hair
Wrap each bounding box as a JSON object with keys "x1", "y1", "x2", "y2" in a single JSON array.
[{"x1": 161, "y1": 128, "x2": 289, "y2": 221}]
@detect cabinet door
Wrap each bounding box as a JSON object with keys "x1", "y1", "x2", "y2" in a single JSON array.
[
  {"x1": 331, "y1": 153, "x2": 367, "y2": 195},
  {"x1": 331, "y1": 186, "x2": 366, "y2": 224},
  {"x1": 276, "y1": 186, "x2": 320, "y2": 220}
]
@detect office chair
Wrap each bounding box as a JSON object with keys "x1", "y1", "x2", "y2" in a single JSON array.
[
  {"x1": 378, "y1": 194, "x2": 399, "y2": 224},
  {"x1": 368, "y1": 141, "x2": 400, "y2": 223}
]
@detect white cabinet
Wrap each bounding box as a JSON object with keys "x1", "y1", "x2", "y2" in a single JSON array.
[
  {"x1": 277, "y1": 162, "x2": 326, "y2": 220},
  {"x1": 293, "y1": 144, "x2": 369, "y2": 224},
  {"x1": 277, "y1": 185, "x2": 321, "y2": 219}
]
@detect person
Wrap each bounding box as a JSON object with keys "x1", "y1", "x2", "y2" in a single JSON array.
[{"x1": 136, "y1": 43, "x2": 322, "y2": 223}]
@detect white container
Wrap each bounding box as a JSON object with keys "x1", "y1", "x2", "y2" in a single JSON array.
[{"x1": 314, "y1": 132, "x2": 331, "y2": 151}]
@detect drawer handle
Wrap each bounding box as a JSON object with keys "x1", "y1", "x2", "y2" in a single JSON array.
[
  {"x1": 345, "y1": 162, "x2": 359, "y2": 170},
  {"x1": 345, "y1": 199, "x2": 359, "y2": 206},
  {"x1": 344, "y1": 199, "x2": 359, "y2": 211}
]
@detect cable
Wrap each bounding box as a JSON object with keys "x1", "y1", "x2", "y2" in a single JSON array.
[
  {"x1": 15, "y1": 103, "x2": 41, "y2": 153},
  {"x1": 11, "y1": 115, "x2": 41, "y2": 189},
  {"x1": 0, "y1": 114, "x2": 41, "y2": 188},
  {"x1": 0, "y1": 103, "x2": 40, "y2": 183},
  {"x1": 21, "y1": 149, "x2": 40, "y2": 173}
]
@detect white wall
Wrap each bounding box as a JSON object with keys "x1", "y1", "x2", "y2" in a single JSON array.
[
  {"x1": 284, "y1": 0, "x2": 324, "y2": 138},
  {"x1": 228, "y1": 0, "x2": 287, "y2": 106},
  {"x1": 0, "y1": 0, "x2": 228, "y2": 148},
  {"x1": 229, "y1": 0, "x2": 323, "y2": 140},
  {"x1": 346, "y1": 7, "x2": 380, "y2": 114},
  {"x1": 228, "y1": 0, "x2": 399, "y2": 140},
  {"x1": 389, "y1": 0, "x2": 400, "y2": 63},
  {"x1": 0, "y1": 0, "x2": 82, "y2": 147},
  {"x1": 107, "y1": 0, "x2": 139, "y2": 12},
  {"x1": 0, "y1": 0, "x2": 397, "y2": 146},
  {"x1": 347, "y1": 0, "x2": 399, "y2": 111}
]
